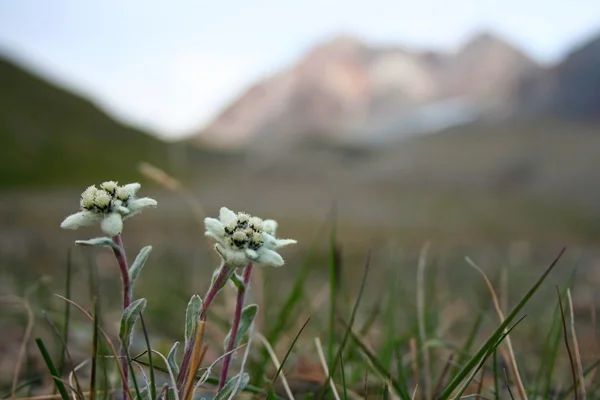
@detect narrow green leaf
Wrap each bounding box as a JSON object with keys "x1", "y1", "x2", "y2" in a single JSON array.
[
  {"x1": 119, "y1": 298, "x2": 147, "y2": 348},
  {"x1": 35, "y1": 338, "x2": 70, "y2": 400},
  {"x1": 129, "y1": 245, "x2": 153, "y2": 297},
  {"x1": 224, "y1": 304, "x2": 258, "y2": 350},
  {"x1": 167, "y1": 342, "x2": 180, "y2": 377},
  {"x1": 123, "y1": 346, "x2": 143, "y2": 400},
  {"x1": 75, "y1": 237, "x2": 120, "y2": 250},
  {"x1": 185, "y1": 295, "x2": 203, "y2": 349},
  {"x1": 215, "y1": 373, "x2": 250, "y2": 400}
]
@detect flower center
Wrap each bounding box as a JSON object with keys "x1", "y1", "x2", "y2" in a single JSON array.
[{"x1": 224, "y1": 213, "x2": 265, "y2": 251}]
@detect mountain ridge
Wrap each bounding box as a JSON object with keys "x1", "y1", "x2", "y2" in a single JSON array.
[{"x1": 191, "y1": 30, "x2": 546, "y2": 149}]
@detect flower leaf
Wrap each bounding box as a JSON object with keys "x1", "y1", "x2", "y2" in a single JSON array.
[
  {"x1": 224, "y1": 304, "x2": 258, "y2": 351},
  {"x1": 119, "y1": 298, "x2": 147, "y2": 349},
  {"x1": 167, "y1": 341, "x2": 180, "y2": 377},
  {"x1": 185, "y1": 295, "x2": 203, "y2": 349},
  {"x1": 129, "y1": 245, "x2": 153, "y2": 297},
  {"x1": 214, "y1": 373, "x2": 249, "y2": 400},
  {"x1": 75, "y1": 237, "x2": 120, "y2": 251},
  {"x1": 229, "y1": 273, "x2": 245, "y2": 290}
]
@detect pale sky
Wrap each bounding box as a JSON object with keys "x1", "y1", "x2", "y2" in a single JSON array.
[{"x1": 1, "y1": 0, "x2": 599, "y2": 140}]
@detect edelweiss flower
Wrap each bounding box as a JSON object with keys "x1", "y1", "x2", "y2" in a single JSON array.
[
  {"x1": 204, "y1": 207, "x2": 296, "y2": 267},
  {"x1": 60, "y1": 181, "x2": 157, "y2": 237}
]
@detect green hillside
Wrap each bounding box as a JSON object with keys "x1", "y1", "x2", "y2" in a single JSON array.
[{"x1": 0, "y1": 55, "x2": 174, "y2": 188}]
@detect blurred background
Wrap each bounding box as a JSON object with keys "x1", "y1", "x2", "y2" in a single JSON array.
[{"x1": 1, "y1": 0, "x2": 600, "y2": 392}]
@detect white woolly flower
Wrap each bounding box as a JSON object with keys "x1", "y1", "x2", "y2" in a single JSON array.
[
  {"x1": 61, "y1": 181, "x2": 157, "y2": 237},
  {"x1": 204, "y1": 207, "x2": 296, "y2": 267}
]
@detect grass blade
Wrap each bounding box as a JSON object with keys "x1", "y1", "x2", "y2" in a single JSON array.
[
  {"x1": 328, "y1": 205, "x2": 339, "y2": 366},
  {"x1": 59, "y1": 248, "x2": 73, "y2": 375},
  {"x1": 139, "y1": 314, "x2": 157, "y2": 400},
  {"x1": 557, "y1": 287, "x2": 579, "y2": 400},
  {"x1": 317, "y1": 251, "x2": 371, "y2": 400},
  {"x1": 124, "y1": 347, "x2": 142, "y2": 400},
  {"x1": 271, "y1": 317, "x2": 311, "y2": 385},
  {"x1": 90, "y1": 297, "x2": 100, "y2": 400},
  {"x1": 348, "y1": 329, "x2": 410, "y2": 399},
  {"x1": 438, "y1": 246, "x2": 566, "y2": 399},
  {"x1": 42, "y1": 311, "x2": 83, "y2": 396},
  {"x1": 35, "y1": 338, "x2": 70, "y2": 400}
]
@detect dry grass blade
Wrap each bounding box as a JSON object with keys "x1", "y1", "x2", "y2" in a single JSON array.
[
  {"x1": 138, "y1": 162, "x2": 205, "y2": 226},
  {"x1": 183, "y1": 321, "x2": 206, "y2": 400},
  {"x1": 53, "y1": 295, "x2": 130, "y2": 398},
  {"x1": 475, "y1": 367, "x2": 486, "y2": 397},
  {"x1": 465, "y1": 257, "x2": 528, "y2": 400},
  {"x1": 256, "y1": 332, "x2": 295, "y2": 400},
  {"x1": 314, "y1": 337, "x2": 341, "y2": 400},
  {"x1": 409, "y1": 338, "x2": 420, "y2": 399},
  {"x1": 567, "y1": 289, "x2": 586, "y2": 399},
  {"x1": 556, "y1": 287, "x2": 579, "y2": 400},
  {"x1": 416, "y1": 242, "x2": 432, "y2": 400},
  {"x1": 433, "y1": 354, "x2": 454, "y2": 398},
  {"x1": 1, "y1": 296, "x2": 35, "y2": 400},
  {"x1": 411, "y1": 384, "x2": 419, "y2": 400}
]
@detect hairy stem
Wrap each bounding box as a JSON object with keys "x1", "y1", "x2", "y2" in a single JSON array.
[
  {"x1": 177, "y1": 263, "x2": 232, "y2": 392},
  {"x1": 111, "y1": 234, "x2": 130, "y2": 400},
  {"x1": 218, "y1": 263, "x2": 254, "y2": 391}
]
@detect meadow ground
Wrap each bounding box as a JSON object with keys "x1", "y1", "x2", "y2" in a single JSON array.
[{"x1": 1, "y1": 173, "x2": 600, "y2": 399}]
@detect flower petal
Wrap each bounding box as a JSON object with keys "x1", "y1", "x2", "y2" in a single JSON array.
[
  {"x1": 255, "y1": 248, "x2": 284, "y2": 267},
  {"x1": 204, "y1": 217, "x2": 225, "y2": 240},
  {"x1": 262, "y1": 233, "x2": 296, "y2": 249},
  {"x1": 262, "y1": 219, "x2": 278, "y2": 235},
  {"x1": 273, "y1": 238, "x2": 297, "y2": 249},
  {"x1": 122, "y1": 183, "x2": 141, "y2": 196},
  {"x1": 60, "y1": 211, "x2": 101, "y2": 230},
  {"x1": 219, "y1": 207, "x2": 237, "y2": 224},
  {"x1": 124, "y1": 197, "x2": 157, "y2": 217},
  {"x1": 245, "y1": 248, "x2": 258, "y2": 260},
  {"x1": 215, "y1": 244, "x2": 248, "y2": 267},
  {"x1": 100, "y1": 212, "x2": 124, "y2": 237}
]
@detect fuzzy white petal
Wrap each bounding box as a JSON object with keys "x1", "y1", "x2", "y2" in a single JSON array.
[
  {"x1": 100, "y1": 213, "x2": 124, "y2": 236},
  {"x1": 245, "y1": 248, "x2": 258, "y2": 260},
  {"x1": 60, "y1": 211, "x2": 101, "y2": 230},
  {"x1": 273, "y1": 238, "x2": 297, "y2": 249},
  {"x1": 215, "y1": 244, "x2": 248, "y2": 268},
  {"x1": 125, "y1": 197, "x2": 157, "y2": 215},
  {"x1": 262, "y1": 219, "x2": 278, "y2": 235},
  {"x1": 219, "y1": 207, "x2": 237, "y2": 224},
  {"x1": 205, "y1": 217, "x2": 225, "y2": 236},
  {"x1": 255, "y1": 248, "x2": 284, "y2": 267},
  {"x1": 116, "y1": 206, "x2": 130, "y2": 215},
  {"x1": 122, "y1": 183, "x2": 141, "y2": 196}
]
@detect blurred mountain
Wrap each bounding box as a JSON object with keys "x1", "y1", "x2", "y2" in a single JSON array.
[
  {"x1": 0, "y1": 54, "x2": 199, "y2": 188},
  {"x1": 518, "y1": 32, "x2": 600, "y2": 118},
  {"x1": 192, "y1": 31, "x2": 541, "y2": 149}
]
